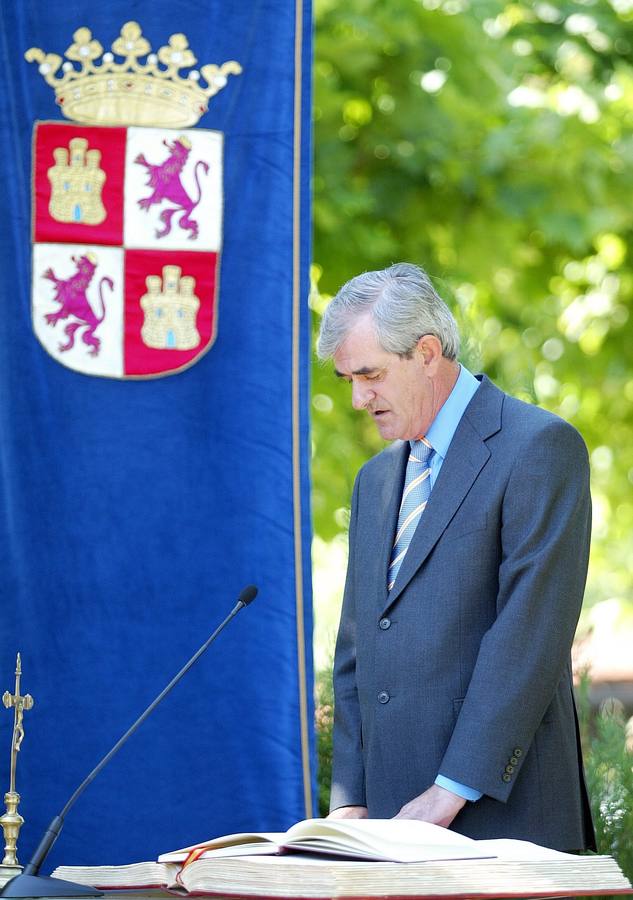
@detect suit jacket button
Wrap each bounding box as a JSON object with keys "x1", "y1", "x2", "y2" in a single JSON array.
[
  {"x1": 505, "y1": 764, "x2": 514, "y2": 774},
  {"x1": 510, "y1": 756, "x2": 518, "y2": 766},
  {"x1": 379, "y1": 618, "x2": 391, "y2": 630},
  {"x1": 378, "y1": 691, "x2": 390, "y2": 704},
  {"x1": 502, "y1": 773, "x2": 512, "y2": 783},
  {"x1": 513, "y1": 748, "x2": 523, "y2": 757}
]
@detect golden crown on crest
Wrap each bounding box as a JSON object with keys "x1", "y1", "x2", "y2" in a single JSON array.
[{"x1": 25, "y1": 21, "x2": 242, "y2": 128}]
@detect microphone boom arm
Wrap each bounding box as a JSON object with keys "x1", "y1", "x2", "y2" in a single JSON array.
[{"x1": 2, "y1": 585, "x2": 258, "y2": 896}]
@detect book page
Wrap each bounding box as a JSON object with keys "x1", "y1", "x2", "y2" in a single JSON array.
[
  {"x1": 287, "y1": 818, "x2": 478, "y2": 845},
  {"x1": 282, "y1": 819, "x2": 491, "y2": 862},
  {"x1": 159, "y1": 831, "x2": 286, "y2": 863},
  {"x1": 475, "y1": 838, "x2": 574, "y2": 860},
  {"x1": 52, "y1": 861, "x2": 179, "y2": 888},
  {"x1": 160, "y1": 818, "x2": 480, "y2": 864}
]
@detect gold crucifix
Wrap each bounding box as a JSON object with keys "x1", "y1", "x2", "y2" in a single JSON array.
[{"x1": 1, "y1": 653, "x2": 34, "y2": 867}]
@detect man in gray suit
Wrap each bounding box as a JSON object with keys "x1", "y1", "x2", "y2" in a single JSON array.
[{"x1": 317, "y1": 263, "x2": 595, "y2": 851}]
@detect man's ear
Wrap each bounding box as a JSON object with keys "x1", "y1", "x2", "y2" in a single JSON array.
[{"x1": 416, "y1": 334, "x2": 443, "y2": 373}]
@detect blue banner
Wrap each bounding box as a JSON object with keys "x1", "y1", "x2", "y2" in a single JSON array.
[{"x1": 0, "y1": 0, "x2": 314, "y2": 869}]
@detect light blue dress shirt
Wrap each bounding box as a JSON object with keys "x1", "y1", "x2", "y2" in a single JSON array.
[{"x1": 415, "y1": 365, "x2": 483, "y2": 803}]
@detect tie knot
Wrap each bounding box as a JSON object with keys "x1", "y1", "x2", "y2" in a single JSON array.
[{"x1": 409, "y1": 437, "x2": 433, "y2": 464}]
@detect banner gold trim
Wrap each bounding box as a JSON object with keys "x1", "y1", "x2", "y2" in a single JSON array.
[{"x1": 292, "y1": 0, "x2": 313, "y2": 818}]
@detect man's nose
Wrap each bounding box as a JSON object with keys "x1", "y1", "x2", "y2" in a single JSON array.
[{"x1": 351, "y1": 380, "x2": 373, "y2": 410}]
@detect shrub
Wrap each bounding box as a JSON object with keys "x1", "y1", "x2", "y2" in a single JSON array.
[
  {"x1": 315, "y1": 666, "x2": 334, "y2": 817},
  {"x1": 578, "y1": 673, "x2": 633, "y2": 888}
]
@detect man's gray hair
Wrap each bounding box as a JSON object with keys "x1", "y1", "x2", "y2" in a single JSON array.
[{"x1": 316, "y1": 263, "x2": 460, "y2": 361}]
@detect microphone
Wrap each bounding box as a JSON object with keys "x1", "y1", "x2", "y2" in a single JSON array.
[
  {"x1": 237, "y1": 584, "x2": 258, "y2": 606},
  {"x1": 1, "y1": 585, "x2": 259, "y2": 898}
]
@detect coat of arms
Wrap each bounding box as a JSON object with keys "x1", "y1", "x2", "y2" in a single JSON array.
[{"x1": 26, "y1": 22, "x2": 241, "y2": 378}]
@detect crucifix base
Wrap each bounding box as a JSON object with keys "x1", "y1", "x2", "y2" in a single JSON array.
[
  {"x1": 0, "y1": 867, "x2": 21, "y2": 890},
  {"x1": 1, "y1": 792, "x2": 24, "y2": 869}
]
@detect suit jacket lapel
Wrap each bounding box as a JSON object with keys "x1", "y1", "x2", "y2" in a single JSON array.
[{"x1": 381, "y1": 375, "x2": 503, "y2": 614}]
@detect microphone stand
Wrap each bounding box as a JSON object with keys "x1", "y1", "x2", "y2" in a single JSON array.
[{"x1": 1, "y1": 586, "x2": 258, "y2": 898}]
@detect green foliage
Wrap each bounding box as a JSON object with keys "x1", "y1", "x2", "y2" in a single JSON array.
[
  {"x1": 315, "y1": 665, "x2": 334, "y2": 817},
  {"x1": 312, "y1": 0, "x2": 633, "y2": 608},
  {"x1": 587, "y1": 703, "x2": 633, "y2": 880},
  {"x1": 577, "y1": 672, "x2": 633, "y2": 886}
]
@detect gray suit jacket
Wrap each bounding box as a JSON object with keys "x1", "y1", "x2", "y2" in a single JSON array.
[{"x1": 330, "y1": 375, "x2": 595, "y2": 850}]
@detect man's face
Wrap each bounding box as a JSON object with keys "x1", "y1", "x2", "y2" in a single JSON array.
[{"x1": 333, "y1": 314, "x2": 436, "y2": 441}]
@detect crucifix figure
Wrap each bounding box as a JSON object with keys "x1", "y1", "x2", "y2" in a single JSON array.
[{"x1": 3, "y1": 654, "x2": 34, "y2": 778}]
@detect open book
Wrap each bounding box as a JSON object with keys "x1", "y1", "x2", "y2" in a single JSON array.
[
  {"x1": 51, "y1": 818, "x2": 633, "y2": 898},
  {"x1": 159, "y1": 818, "x2": 503, "y2": 864}
]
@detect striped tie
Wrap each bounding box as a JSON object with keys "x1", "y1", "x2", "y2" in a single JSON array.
[{"x1": 387, "y1": 437, "x2": 433, "y2": 592}]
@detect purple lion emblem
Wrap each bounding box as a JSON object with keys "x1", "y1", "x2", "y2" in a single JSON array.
[
  {"x1": 135, "y1": 136, "x2": 209, "y2": 240},
  {"x1": 43, "y1": 254, "x2": 113, "y2": 356}
]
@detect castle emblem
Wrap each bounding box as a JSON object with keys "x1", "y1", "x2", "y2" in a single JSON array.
[
  {"x1": 48, "y1": 137, "x2": 106, "y2": 225},
  {"x1": 141, "y1": 265, "x2": 201, "y2": 350},
  {"x1": 26, "y1": 21, "x2": 235, "y2": 379}
]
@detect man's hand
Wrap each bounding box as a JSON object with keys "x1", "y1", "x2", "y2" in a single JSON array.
[
  {"x1": 327, "y1": 805, "x2": 369, "y2": 819},
  {"x1": 393, "y1": 784, "x2": 466, "y2": 827}
]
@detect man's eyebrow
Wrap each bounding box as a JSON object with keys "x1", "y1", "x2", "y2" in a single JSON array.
[{"x1": 334, "y1": 366, "x2": 379, "y2": 378}]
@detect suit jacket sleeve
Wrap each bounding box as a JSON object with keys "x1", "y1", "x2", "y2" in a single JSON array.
[
  {"x1": 329, "y1": 470, "x2": 367, "y2": 812},
  {"x1": 438, "y1": 416, "x2": 591, "y2": 802}
]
